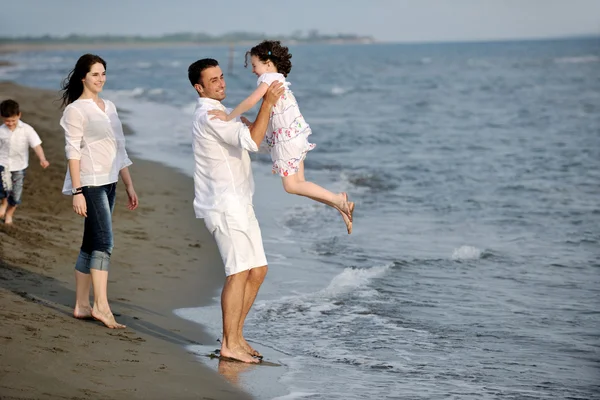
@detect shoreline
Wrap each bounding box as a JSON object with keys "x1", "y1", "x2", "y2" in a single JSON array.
[
  {"x1": 0, "y1": 39, "x2": 375, "y2": 54},
  {"x1": 0, "y1": 81, "x2": 261, "y2": 399}
]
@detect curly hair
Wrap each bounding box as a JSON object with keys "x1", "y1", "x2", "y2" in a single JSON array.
[{"x1": 245, "y1": 40, "x2": 292, "y2": 77}]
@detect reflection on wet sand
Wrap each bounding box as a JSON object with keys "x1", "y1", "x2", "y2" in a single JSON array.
[{"x1": 218, "y1": 358, "x2": 258, "y2": 386}]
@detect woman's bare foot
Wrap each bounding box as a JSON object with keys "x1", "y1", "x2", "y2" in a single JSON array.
[
  {"x1": 220, "y1": 345, "x2": 260, "y2": 364},
  {"x1": 241, "y1": 338, "x2": 262, "y2": 358},
  {"x1": 4, "y1": 216, "x2": 13, "y2": 225},
  {"x1": 91, "y1": 308, "x2": 126, "y2": 329},
  {"x1": 73, "y1": 305, "x2": 93, "y2": 320}
]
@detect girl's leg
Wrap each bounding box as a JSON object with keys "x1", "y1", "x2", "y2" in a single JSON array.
[
  {"x1": 297, "y1": 162, "x2": 354, "y2": 234},
  {"x1": 284, "y1": 161, "x2": 354, "y2": 233}
]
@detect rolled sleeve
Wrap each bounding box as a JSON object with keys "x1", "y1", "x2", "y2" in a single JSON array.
[
  {"x1": 61, "y1": 106, "x2": 84, "y2": 160},
  {"x1": 26, "y1": 126, "x2": 42, "y2": 148},
  {"x1": 120, "y1": 145, "x2": 133, "y2": 170},
  {"x1": 205, "y1": 117, "x2": 258, "y2": 152}
]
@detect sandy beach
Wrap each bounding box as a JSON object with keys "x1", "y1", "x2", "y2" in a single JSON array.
[{"x1": 0, "y1": 81, "x2": 256, "y2": 399}]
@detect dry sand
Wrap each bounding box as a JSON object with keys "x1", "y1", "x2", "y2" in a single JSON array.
[{"x1": 0, "y1": 81, "x2": 256, "y2": 399}]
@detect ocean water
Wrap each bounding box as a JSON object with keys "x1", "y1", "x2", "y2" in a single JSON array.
[{"x1": 2, "y1": 38, "x2": 600, "y2": 399}]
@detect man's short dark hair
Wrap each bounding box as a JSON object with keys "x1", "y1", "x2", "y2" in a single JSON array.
[
  {"x1": 0, "y1": 99, "x2": 20, "y2": 118},
  {"x1": 188, "y1": 58, "x2": 219, "y2": 87}
]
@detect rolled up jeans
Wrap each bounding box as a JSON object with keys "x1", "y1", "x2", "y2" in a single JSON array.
[
  {"x1": 75, "y1": 183, "x2": 116, "y2": 274},
  {"x1": 0, "y1": 168, "x2": 25, "y2": 206}
]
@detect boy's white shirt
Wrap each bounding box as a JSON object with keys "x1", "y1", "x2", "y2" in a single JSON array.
[{"x1": 0, "y1": 120, "x2": 42, "y2": 171}]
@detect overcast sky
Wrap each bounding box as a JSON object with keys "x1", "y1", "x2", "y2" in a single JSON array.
[{"x1": 1, "y1": 0, "x2": 599, "y2": 43}]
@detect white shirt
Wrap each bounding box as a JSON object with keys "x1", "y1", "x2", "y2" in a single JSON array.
[
  {"x1": 256, "y1": 72, "x2": 289, "y2": 88},
  {"x1": 191, "y1": 97, "x2": 259, "y2": 218},
  {"x1": 61, "y1": 98, "x2": 132, "y2": 194},
  {"x1": 0, "y1": 120, "x2": 42, "y2": 171}
]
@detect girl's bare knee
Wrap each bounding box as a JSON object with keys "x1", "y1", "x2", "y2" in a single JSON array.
[{"x1": 282, "y1": 177, "x2": 298, "y2": 194}]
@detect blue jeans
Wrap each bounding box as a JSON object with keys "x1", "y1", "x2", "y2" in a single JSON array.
[
  {"x1": 75, "y1": 183, "x2": 116, "y2": 274},
  {"x1": 0, "y1": 167, "x2": 26, "y2": 206}
]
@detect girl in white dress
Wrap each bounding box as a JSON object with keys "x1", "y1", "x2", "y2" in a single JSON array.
[{"x1": 209, "y1": 40, "x2": 354, "y2": 233}]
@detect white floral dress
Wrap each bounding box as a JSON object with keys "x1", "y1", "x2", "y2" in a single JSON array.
[{"x1": 258, "y1": 73, "x2": 315, "y2": 177}]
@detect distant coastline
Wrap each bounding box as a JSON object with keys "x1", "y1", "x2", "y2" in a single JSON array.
[{"x1": 0, "y1": 31, "x2": 376, "y2": 53}]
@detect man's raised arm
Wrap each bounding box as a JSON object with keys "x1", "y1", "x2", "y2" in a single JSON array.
[{"x1": 249, "y1": 82, "x2": 284, "y2": 147}]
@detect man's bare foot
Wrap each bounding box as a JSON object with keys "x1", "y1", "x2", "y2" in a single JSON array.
[
  {"x1": 220, "y1": 345, "x2": 260, "y2": 364},
  {"x1": 4, "y1": 216, "x2": 12, "y2": 225},
  {"x1": 73, "y1": 305, "x2": 93, "y2": 320},
  {"x1": 91, "y1": 308, "x2": 126, "y2": 329},
  {"x1": 241, "y1": 338, "x2": 262, "y2": 358}
]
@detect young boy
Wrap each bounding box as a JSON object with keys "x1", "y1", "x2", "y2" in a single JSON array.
[{"x1": 0, "y1": 99, "x2": 50, "y2": 225}]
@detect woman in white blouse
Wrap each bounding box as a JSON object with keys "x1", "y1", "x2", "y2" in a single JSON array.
[{"x1": 60, "y1": 54, "x2": 139, "y2": 329}]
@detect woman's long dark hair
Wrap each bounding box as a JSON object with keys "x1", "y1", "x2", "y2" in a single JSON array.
[{"x1": 60, "y1": 54, "x2": 106, "y2": 107}]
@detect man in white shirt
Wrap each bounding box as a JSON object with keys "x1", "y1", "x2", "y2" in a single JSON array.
[
  {"x1": 188, "y1": 58, "x2": 283, "y2": 364},
  {"x1": 0, "y1": 99, "x2": 50, "y2": 225}
]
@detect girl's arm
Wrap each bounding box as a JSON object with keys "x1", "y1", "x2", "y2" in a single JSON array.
[{"x1": 210, "y1": 83, "x2": 270, "y2": 121}]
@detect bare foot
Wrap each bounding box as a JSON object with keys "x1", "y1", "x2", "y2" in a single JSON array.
[
  {"x1": 241, "y1": 338, "x2": 262, "y2": 359},
  {"x1": 345, "y1": 202, "x2": 355, "y2": 234},
  {"x1": 4, "y1": 216, "x2": 12, "y2": 225},
  {"x1": 91, "y1": 308, "x2": 126, "y2": 329},
  {"x1": 346, "y1": 201, "x2": 354, "y2": 235},
  {"x1": 220, "y1": 345, "x2": 260, "y2": 364},
  {"x1": 334, "y1": 200, "x2": 354, "y2": 234},
  {"x1": 334, "y1": 193, "x2": 354, "y2": 235},
  {"x1": 73, "y1": 305, "x2": 93, "y2": 320},
  {"x1": 337, "y1": 192, "x2": 353, "y2": 221}
]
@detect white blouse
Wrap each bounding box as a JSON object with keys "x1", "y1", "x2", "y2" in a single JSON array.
[
  {"x1": 61, "y1": 98, "x2": 132, "y2": 194},
  {"x1": 256, "y1": 72, "x2": 289, "y2": 88}
]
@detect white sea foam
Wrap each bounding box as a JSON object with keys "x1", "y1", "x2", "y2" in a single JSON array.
[
  {"x1": 451, "y1": 245, "x2": 483, "y2": 260},
  {"x1": 330, "y1": 86, "x2": 348, "y2": 95},
  {"x1": 322, "y1": 264, "x2": 390, "y2": 296},
  {"x1": 106, "y1": 87, "x2": 145, "y2": 98},
  {"x1": 271, "y1": 391, "x2": 317, "y2": 399},
  {"x1": 554, "y1": 55, "x2": 599, "y2": 64}
]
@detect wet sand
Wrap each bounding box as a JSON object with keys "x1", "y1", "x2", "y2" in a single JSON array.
[{"x1": 0, "y1": 81, "x2": 256, "y2": 399}]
